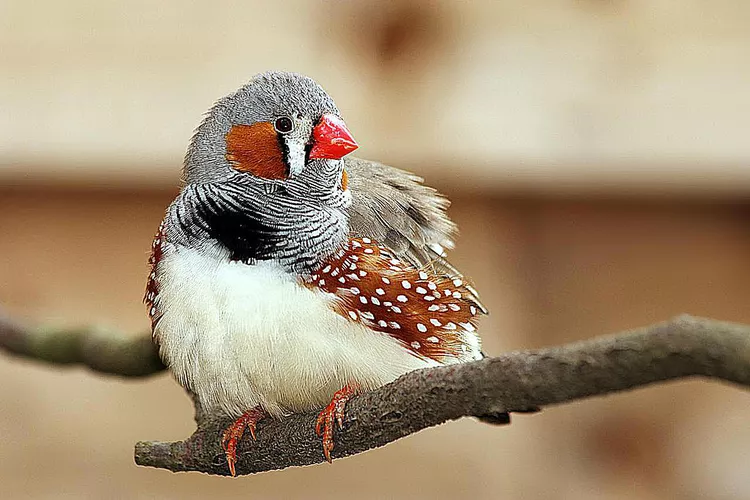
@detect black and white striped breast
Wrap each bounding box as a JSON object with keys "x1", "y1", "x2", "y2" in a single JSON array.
[{"x1": 166, "y1": 179, "x2": 349, "y2": 274}]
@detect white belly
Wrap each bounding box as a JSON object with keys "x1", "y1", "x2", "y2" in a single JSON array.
[{"x1": 153, "y1": 244, "x2": 435, "y2": 418}]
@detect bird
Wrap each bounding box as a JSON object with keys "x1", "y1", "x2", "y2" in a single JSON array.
[{"x1": 144, "y1": 71, "x2": 486, "y2": 476}]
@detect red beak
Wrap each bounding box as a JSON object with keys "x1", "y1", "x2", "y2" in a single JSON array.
[{"x1": 308, "y1": 114, "x2": 358, "y2": 160}]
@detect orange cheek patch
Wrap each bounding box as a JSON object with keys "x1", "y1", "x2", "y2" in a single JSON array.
[{"x1": 226, "y1": 123, "x2": 287, "y2": 180}]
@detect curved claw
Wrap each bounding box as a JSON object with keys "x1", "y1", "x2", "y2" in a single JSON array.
[
  {"x1": 220, "y1": 406, "x2": 266, "y2": 476},
  {"x1": 315, "y1": 384, "x2": 358, "y2": 463}
]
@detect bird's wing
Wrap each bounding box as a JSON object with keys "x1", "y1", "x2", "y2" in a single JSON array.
[{"x1": 344, "y1": 157, "x2": 487, "y2": 313}]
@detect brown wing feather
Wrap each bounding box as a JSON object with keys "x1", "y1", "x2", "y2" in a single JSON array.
[
  {"x1": 344, "y1": 157, "x2": 487, "y2": 314},
  {"x1": 303, "y1": 237, "x2": 483, "y2": 364}
]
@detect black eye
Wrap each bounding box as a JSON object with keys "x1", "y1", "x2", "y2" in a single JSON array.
[{"x1": 274, "y1": 116, "x2": 294, "y2": 134}]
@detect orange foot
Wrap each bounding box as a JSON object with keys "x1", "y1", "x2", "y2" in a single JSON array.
[
  {"x1": 315, "y1": 384, "x2": 358, "y2": 463},
  {"x1": 221, "y1": 406, "x2": 266, "y2": 476}
]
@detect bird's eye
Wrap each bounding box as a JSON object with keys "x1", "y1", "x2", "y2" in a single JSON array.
[{"x1": 274, "y1": 116, "x2": 294, "y2": 134}]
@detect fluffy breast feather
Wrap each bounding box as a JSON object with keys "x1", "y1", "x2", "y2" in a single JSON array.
[{"x1": 150, "y1": 243, "x2": 435, "y2": 418}]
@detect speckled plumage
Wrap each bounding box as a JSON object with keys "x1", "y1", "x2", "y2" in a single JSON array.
[
  {"x1": 145, "y1": 71, "x2": 485, "y2": 470},
  {"x1": 303, "y1": 237, "x2": 482, "y2": 364}
]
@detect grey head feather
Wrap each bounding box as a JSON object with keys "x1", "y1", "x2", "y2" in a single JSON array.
[
  {"x1": 168, "y1": 71, "x2": 350, "y2": 273},
  {"x1": 183, "y1": 71, "x2": 339, "y2": 185}
]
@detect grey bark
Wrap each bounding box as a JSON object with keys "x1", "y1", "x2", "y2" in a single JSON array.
[
  {"x1": 135, "y1": 315, "x2": 750, "y2": 475},
  {"x1": 2, "y1": 313, "x2": 749, "y2": 476},
  {"x1": 0, "y1": 312, "x2": 164, "y2": 377}
]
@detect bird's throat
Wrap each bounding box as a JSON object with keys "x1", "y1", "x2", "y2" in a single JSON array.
[{"x1": 173, "y1": 183, "x2": 348, "y2": 274}]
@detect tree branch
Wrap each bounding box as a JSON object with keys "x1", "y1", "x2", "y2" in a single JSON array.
[
  {"x1": 0, "y1": 312, "x2": 165, "y2": 377},
  {"x1": 3, "y1": 312, "x2": 749, "y2": 475},
  {"x1": 130, "y1": 315, "x2": 750, "y2": 475}
]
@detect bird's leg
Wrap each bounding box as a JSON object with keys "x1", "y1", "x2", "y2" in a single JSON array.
[
  {"x1": 315, "y1": 384, "x2": 359, "y2": 463},
  {"x1": 221, "y1": 406, "x2": 267, "y2": 476}
]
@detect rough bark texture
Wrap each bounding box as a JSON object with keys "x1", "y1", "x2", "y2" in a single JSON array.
[{"x1": 2, "y1": 313, "x2": 750, "y2": 476}]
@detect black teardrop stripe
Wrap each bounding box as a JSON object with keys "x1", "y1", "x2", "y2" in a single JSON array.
[{"x1": 277, "y1": 133, "x2": 291, "y2": 178}]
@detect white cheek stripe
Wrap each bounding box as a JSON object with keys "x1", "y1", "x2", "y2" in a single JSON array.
[{"x1": 285, "y1": 138, "x2": 307, "y2": 177}]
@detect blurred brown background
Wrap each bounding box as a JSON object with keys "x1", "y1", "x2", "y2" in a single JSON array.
[{"x1": 1, "y1": 1, "x2": 749, "y2": 499}]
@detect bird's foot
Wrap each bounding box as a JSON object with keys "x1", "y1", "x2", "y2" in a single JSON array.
[
  {"x1": 315, "y1": 384, "x2": 358, "y2": 463},
  {"x1": 221, "y1": 406, "x2": 267, "y2": 476}
]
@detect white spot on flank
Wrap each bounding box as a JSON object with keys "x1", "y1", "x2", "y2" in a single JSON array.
[
  {"x1": 416, "y1": 323, "x2": 427, "y2": 333},
  {"x1": 401, "y1": 280, "x2": 411, "y2": 289},
  {"x1": 375, "y1": 288, "x2": 385, "y2": 295},
  {"x1": 322, "y1": 265, "x2": 331, "y2": 273},
  {"x1": 428, "y1": 305, "x2": 440, "y2": 311},
  {"x1": 364, "y1": 248, "x2": 374, "y2": 254},
  {"x1": 391, "y1": 306, "x2": 402, "y2": 313},
  {"x1": 390, "y1": 258, "x2": 400, "y2": 265},
  {"x1": 338, "y1": 277, "x2": 346, "y2": 283},
  {"x1": 349, "y1": 263, "x2": 357, "y2": 270},
  {"x1": 319, "y1": 280, "x2": 326, "y2": 286},
  {"x1": 427, "y1": 336, "x2": 439, "y2": 343},
  {"x1": 347, "y1": 273, "x2": 360, "y2": 281},
  {"x1": 378, "y1": 320, "x2": 388, "y2": 328},
  {"x1": 411, "y1": 341, "x2": 421, "y2": 349},
  {"x1": 383, "y1": 301, "x2": 392, "y2": 307},
  {"x1": 359, "y1": 270, "x2": 367, "y2": 277},
  {"x1": 452, "y1": 279, "x2": 463, "y2": 287},
  {"x1": 359, "y1": 296, "x2": 368, "y2": 304},
  {"x1": 331, "y1": 268, "x2": 339, "y2": 276},
  {"x1": 362, "y1": 237, "x2": 371, "y2": 244},
  {"x1": 350, "y1": 255, "x2": 359, "y2": 261},
  {"x1": 396, "y1": 295, "x2": 408, "y2": 303},
  {"x1": 444, "y1": 322, "x2": 457, "y2": 330},
  {"x1": 448, "y1": 303, "x2": 461, "y2": 311},
  {"x1": 427, "y1": 282, "x2": 437, "y2": 290},
  {"x1": 444, "y1": 289, "x2": 452, "y2": 296},
  {"x1": 351, "y1": 240, "x2": 361, "y2": 248},
  {"x1": 452, "y1": 291, "x2": 462, "y2": 299},
  {"x1": 459, "y1": 322, "x2": 476, "y2": 332},
  {"x1": 470, "y1": 306, "x2": 477, "y2": 315},
  {"x1": 150, "y1": 307, "x2": 156, "y2": 316},
  {"x1": 389, "y1": 321, "x2": 401, "y2": 329},
  {"x1": 350, "y1": 287, "x2": 360, "y2": 295},
  {"x1": 430, "y1": 318, "x2": 442, "y2": 326},
  {"x1": 371, "y1": 297, "x2": 380, "y2": 305},
  {"x1": 348, "y1": 310, "x2": 358, "y2": 320},
  {"x1": 415, "y1": 286, "x2": 427, "y2": 294},
  {"x1": 361, "y1": 311, "x2": 375, "y2": 320},
  {"x1": 419, "y1": 271, "x2": 428, "y2": 280},
  {"x1": 424, "y1": 295, "x2": 435, "y2": 301},
  {"x1": 382, "y1": 277, "x2": 391, "y2": 284}
]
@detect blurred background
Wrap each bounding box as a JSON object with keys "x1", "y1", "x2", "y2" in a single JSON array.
[{"x1": 1, "y1": 1, "x2": 749, "y2": 498}]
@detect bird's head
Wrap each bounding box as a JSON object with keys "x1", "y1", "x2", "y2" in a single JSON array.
[{"x1": 184, "y1": 71, "x2": 358, "y2": 195}]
